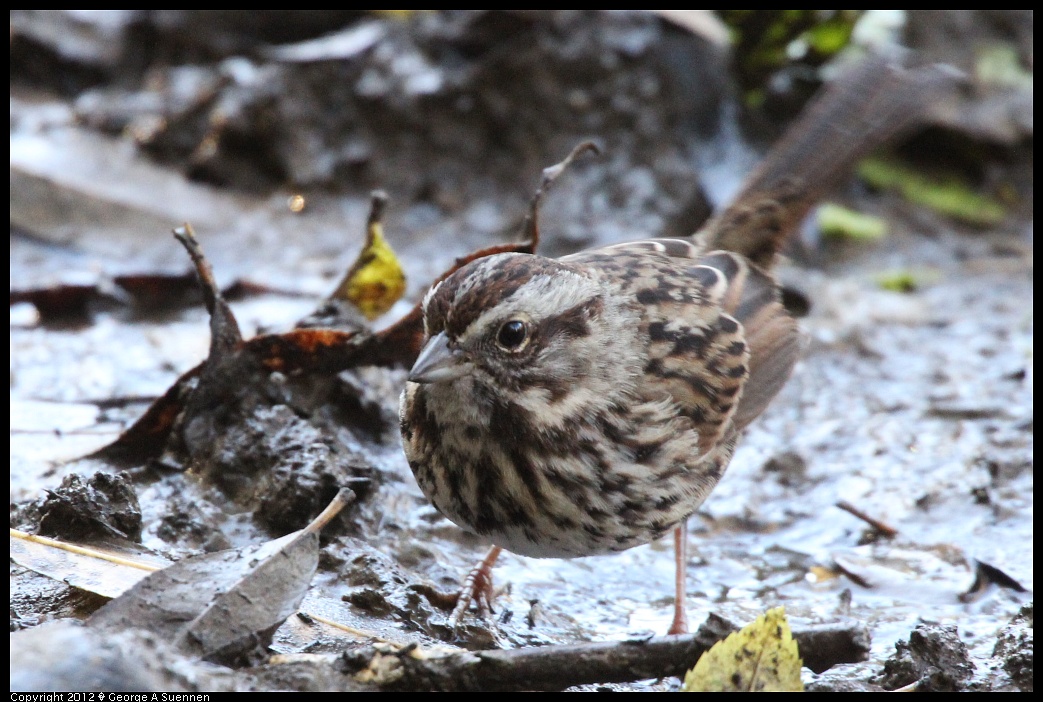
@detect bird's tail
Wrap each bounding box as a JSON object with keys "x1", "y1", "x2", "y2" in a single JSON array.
[{"x1": 701, "y1": 56, "x2": 959, "y2": 269}]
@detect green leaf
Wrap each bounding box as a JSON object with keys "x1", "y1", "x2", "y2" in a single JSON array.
[
  {"x1": 858, "y1": 158, "x2": 1007, "y2": 227},
  {"x1": 975, "y1": 43, "x2": 1033, "y2": 91},
  {"x1": 874, "y1": 267, "x2": 941, "y2": 293},
  {"x1": 818, "y1": 203, "x2": 888, "y2": 241}
]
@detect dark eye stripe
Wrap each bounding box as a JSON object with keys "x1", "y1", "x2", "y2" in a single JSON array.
[{"x1": 537, "y1": 297, "x2": 601, "y2": 341}]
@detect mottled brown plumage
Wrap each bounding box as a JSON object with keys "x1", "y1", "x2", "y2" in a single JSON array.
[{"x1": 399, "y1": 57, "x2": 954, "y2": 630}]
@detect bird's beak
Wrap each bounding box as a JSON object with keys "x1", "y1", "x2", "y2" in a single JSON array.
[{"x1": 408, "y1": 332, "x2": 472, "y2": 384}]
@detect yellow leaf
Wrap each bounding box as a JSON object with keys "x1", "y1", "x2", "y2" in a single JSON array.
[
  {"x1": 331, "y1": 192, "x2": 406, "y2": 320},
  {"x1": 682, "y1": 606, "x2": 804, "y2": 692},
  {"x1": 807, "y1": 565, "x2": 840, "y2": 583},
  {"x1": 874, "y1": 267, "x2": 942, "y2": 293}
]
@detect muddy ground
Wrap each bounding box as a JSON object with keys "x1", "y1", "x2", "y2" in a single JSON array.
[{"x1": 10, "y1": 11, "x2": 1032, "y2": 692}]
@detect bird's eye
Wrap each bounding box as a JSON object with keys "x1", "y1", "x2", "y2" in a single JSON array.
[{"x1": 496, "y1": 319, "x2": 528, "y2": 350}]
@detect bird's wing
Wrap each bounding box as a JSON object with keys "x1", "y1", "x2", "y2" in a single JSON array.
[{"x1": 565, "y1": 239, "x2": 801, "y2": 454}]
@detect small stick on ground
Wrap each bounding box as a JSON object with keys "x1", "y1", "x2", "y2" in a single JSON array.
[
  {"x1": 340, "y1": 617, "x2": 871, "y2": 691},
  {"x1": 835, "y1": 500, "x2": 899, "y2": 538}
]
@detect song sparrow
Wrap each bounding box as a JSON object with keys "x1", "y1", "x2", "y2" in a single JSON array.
[{"x1": 399, "y1": 57, "x2": 953, "y2": 633}]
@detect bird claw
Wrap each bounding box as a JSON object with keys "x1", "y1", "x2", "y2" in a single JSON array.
[
  {"x1": 450, "y1": 565, "x2": 495, "y2": 625},
  {"x1": 449, "y1": 545, "x2": 503, "y2": 627}
]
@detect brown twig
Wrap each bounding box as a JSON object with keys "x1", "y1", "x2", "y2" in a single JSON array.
[
  {"x1": 835, "y1": 500, "x2": 899, "y2": 538},
  {"x1": 521, "y1": 140, "x2": 600, "y2": 247},
  {"x1": 341, "y1": 616, "x2": 870, "y2": 690}
]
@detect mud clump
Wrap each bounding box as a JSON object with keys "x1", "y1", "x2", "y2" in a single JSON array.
[
  {"x1": 194, "y1": 403, "x2": 373, "y2": 535},
  {"x1": 34, "y1": 472, "x2": 143, "y2": 542},
  {"x1": 992, "y1": 603, "x2": 1033, "y2": 692},
  {"x1": 877, "y1": 621, "x2": 974, "y2": 691}
]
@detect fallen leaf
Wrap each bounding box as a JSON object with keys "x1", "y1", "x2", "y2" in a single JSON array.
[
  {"x1": 330, "y1": 191, "x2": 406, "y2": 320},
  {"x1": 958, "y1": 559, "x2": 1029, "y2": 603},
  {"x1": 874, "y1": 267, "x2": 942, "y2": 293},
  {"x1": 818, "y1": 202, "x2": 887, "y2": 241},
  {"x1": 87, "y1": 488, "x2": 354, "y2": 664},
  {"x1": 683, "y1": 606, "x2": 804, "y2": 692},
  {"x1": 10, "y1": 528, "x2": 169, "y2": 599},
  {"x1": 806, "y1": 565, "x2": 840, "y2": 584},
  {"x1": 858, "y1": 158, "x2": 1006, "y2": 227}
]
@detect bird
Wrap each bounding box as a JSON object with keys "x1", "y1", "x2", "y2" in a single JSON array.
[{"x1": 398, "y1": 56, "x2": 954, "y2": 634}]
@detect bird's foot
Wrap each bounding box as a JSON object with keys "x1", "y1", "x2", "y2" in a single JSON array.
[{"x1": 450, "y1": 545, "x2": 503, "y2": 627}]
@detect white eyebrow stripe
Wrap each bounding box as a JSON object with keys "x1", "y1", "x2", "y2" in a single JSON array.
[{"x1": 460, "y1": 268, "x2": 600, "y2": 343}]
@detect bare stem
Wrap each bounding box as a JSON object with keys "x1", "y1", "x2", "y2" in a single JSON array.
[
  {"x1": 521, "y1": 140, "x2": 601, "y2": 247},
  {"x1": 304, "y1": 488, "x2": 357, "y2": 536}
]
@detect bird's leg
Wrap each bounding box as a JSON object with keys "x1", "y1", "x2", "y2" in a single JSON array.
[
  {"x1": 451, "y1": 544, "x2": 504, "y2": 625},
  {"x1": 667, "y1": 522, "x2": 689, "y2": 635}
]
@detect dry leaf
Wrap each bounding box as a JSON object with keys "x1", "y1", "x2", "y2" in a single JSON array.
[
  {"x1": 87, "y1": 530, "x2": 317, "y2": 663},
  {"x1": 10, "y1": 528, "x2": 169, "y2": 599},
  {"x1": 331, "y1": 191, "x2": 406, "y2": 320},
  {"x1": 683, "y1": 606, "x2": 804, "y2": 692},
  {"x1": 87, "y1": 489, "x2": 353, "y2": 664}
]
